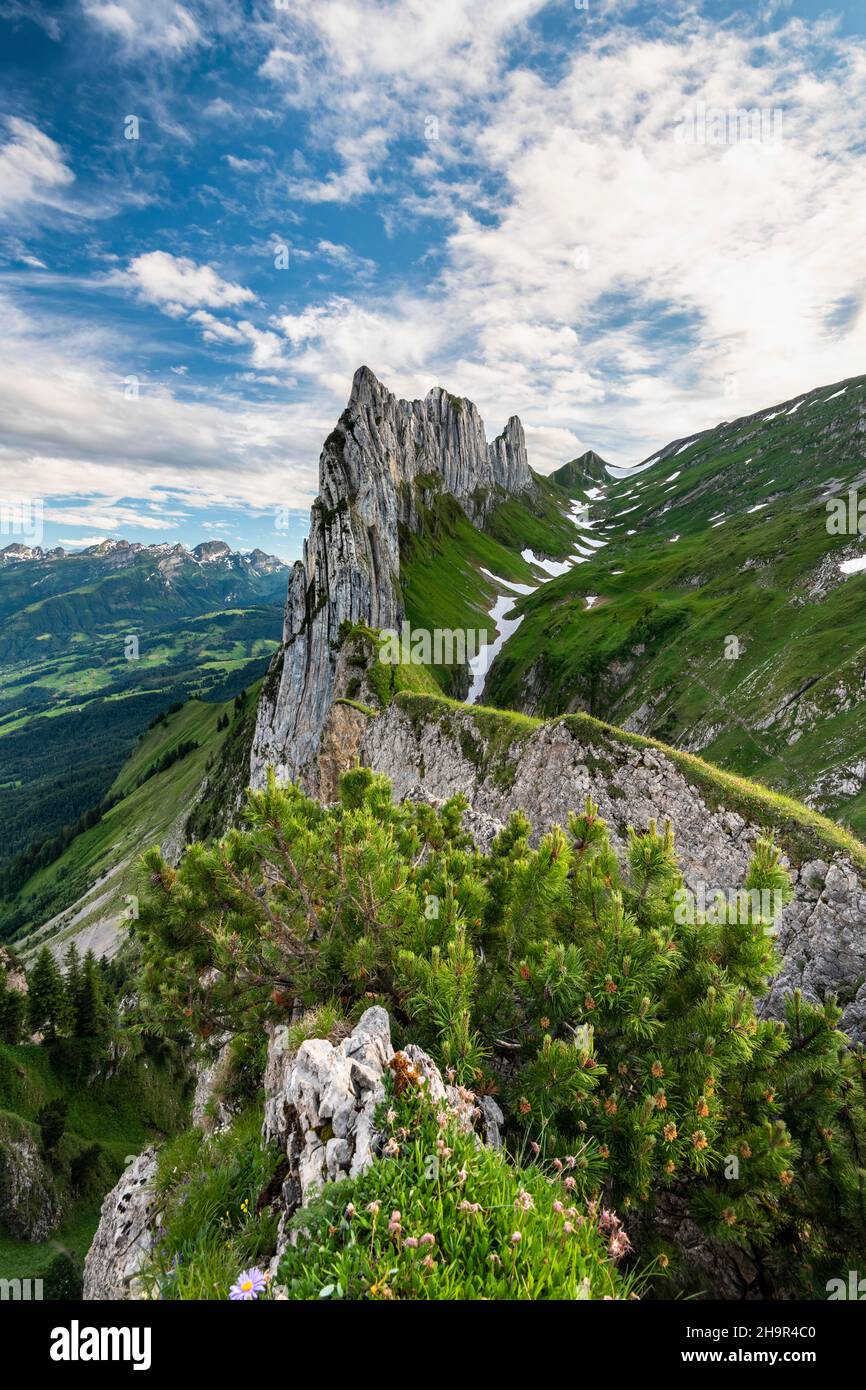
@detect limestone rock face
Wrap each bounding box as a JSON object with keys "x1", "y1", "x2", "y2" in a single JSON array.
[
  {"x1": 360, "y1": 703, "x2": 866, "y2": 1041},
  {"x1": 0, "y1": 1115, "x2": 60, "y2": 1241},
  {"x1": 263, "y1": 1006, "x2": 503, "y2": 1272},
  {"x1": 250, "y1": 366, "x2": 533, "y2": 791},
  {"x1": 83, "y1": 1149, "x2": 160, "y2": 1300}
]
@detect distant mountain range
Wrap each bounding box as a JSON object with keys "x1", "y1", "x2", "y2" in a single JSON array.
[{"x1": 0, "y1": 539, "x2": 289, "y2": 893}]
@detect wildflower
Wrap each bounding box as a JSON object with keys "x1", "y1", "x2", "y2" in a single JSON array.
[
  {"x1": 530, "y1": 1141, "x2": 540, "y2": 1157},
  {"x1": 514, "y1": 1188, "x2": 535, "y2": 1213},
  {"x1": 584, "y1": 995, "x2": 596, "y2": 1011},
  {"x1": 436, "y1": 1110, "x2": 449, "y2": 1129},
  {"x1": 609, "y1": 1230, "x2": 631, "y2": 1260},
  {"x1": 598, "y1": 1145, "x2": 610, "y2": 1159},
  {"x1": 552, "y1": 1200, "x2": 564, "y2": 1214},
  {"x1": 651, "y1": 1061, "x2": 664, "y2": 1079},
  {"x1": 345, "y1": 1203, "x2": 356, "y2": 1219},
  {"x1": 664, "y1": 1160, "x2": 676, "y2": 1174},
  {"x1": 663, "y1": 1123, "x2": 677, "y2": 1142},
  {"x1": 779, "y1": 1169, "x2": 794, "y2": 1187},
  {"x1": 366, "y1": 1200, "x2": 381, "y2": 1216},
  {"x1": 653, "y1": 1091, "x2": 667, "y2": 1110},
  {"x1": 539, "y1": 1016, "x2": 551, "y2": 1030},
  {"x1": 382, "y1": 1137, "x2": 400, "y2": 1158},
  {"x1": 563, "y1": 1222, "x2": 574, "y2": 1235},
  {"x1": 564, "y1": 1176, "x2": 576, "y2": 1191},
  {"x1": 229, "y1": 1267, "x2": 267, "y2": 1301},
  {"x1": 422, "y1": 1254, "x2": 436, "y2": 1271},
  {"x1": 695, "y1": 1097, "x2": 710, "y2": 1118},
  {"x1": 386, "y1": 1108, "x2": 396, "y2": 1124},
  {"x1": 552, "y1": 1157, "x2": 563, "y2": 1171},
  {"x1": 604, "y1": 1099, "x2": 617, "y2": 1115},
  {"x1": 739, "y1": 1143, "x2": 752, "y2": 1159},
  {"x1": 604, "y1": 978, "x2": 617, "y2": 994},
  {"x1": 457, "y1": 1167, "x2": 468, "y2": 1184},
  {"x1": 565, "y1": 1155, "x2": 576, "y2": 1169},
  {"x1": 519, "y1": 1096, "x2": 532, "y2": 1115},
  {"x1": 420, "y1": 1233, "x2": 436, "y2": 1247},
  {"x1": 658, "y1": 1254, "x2": 670, "y2": 1270},
  {"x1": 405, "y1": 1237, "x2": 419, "y2": 1249},
  {"x1": 692, "y1": 1130, "x2": 708, "y2": 1151},
  {"x1": 436, "y1": 1140, "x2": 452, "y2": 1158},
  {"x1": 510, "y1": 1231, "x2": 522, "y2": 1245},
  {"x1": 723, "y1": 1208, "x2": 737, "y2": 1226}
]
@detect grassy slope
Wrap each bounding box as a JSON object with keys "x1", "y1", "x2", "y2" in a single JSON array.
[
  {"x1": 392, "y1": 691, "x2": 866, "y2": 872},
  {"x1": 0, "y1": 1039, "x2": 189, "y2": 1282},
  {"x1": 483, "y1": 374, "x2": 866, "y2": 836},
  {"x1": 3, "y1": 689, "x2": 254, "y2": 949},
  {"x1": 400, "y1": 483, "x2": 577, "y2": 694}
]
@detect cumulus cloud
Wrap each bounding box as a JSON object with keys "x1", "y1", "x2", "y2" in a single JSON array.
[{"x1": 122, "y1": 251, "x2": 256, "y2": 313}]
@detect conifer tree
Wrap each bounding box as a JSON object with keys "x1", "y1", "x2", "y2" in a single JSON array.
[
  {"x1": 75, "y1": 949, "x2": 108, "y2": 1037},
  {"x1": 63, "y1": 941, "x2": 83, "y2": 1022},
  {"x1": 27, "y1": 946, "x2": 69, "y2": 1040}
]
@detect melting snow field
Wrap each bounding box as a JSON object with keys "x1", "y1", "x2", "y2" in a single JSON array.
[
  {"x1": 466, "y1": 586, "x2": 527, "y2": 704},
  {"x1": 467, "y1": 492, "x2": 609, "y2": 704},
  {"x1": 840, "y1": 556, "x2": 866, "y2": 576}
]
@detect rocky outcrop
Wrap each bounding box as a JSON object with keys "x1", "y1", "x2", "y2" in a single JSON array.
[
  {"x1": 190, "y1": 1037, "x2": 236, "y2": 1133},
  {"x1": 83, "y1": 1149, "x2": 161, "y2": 1300},
  {"x1": 263, "y1": 1006, "x2": 503, "y2": 1272},
  {"x1": 250, "y1": 366, "x2": 534, "y2": 792},
  {"x1": 360, "y1": 700, "x2": 866, "y2": 1041},
  {"x1": 0, "y1": 1113, "x2": 60, "y2": 1241}
]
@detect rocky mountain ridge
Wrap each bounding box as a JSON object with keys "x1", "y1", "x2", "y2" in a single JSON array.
[
  {"x1": 0, "y1": 537, "x2": 285, "y2": 574},
  {"x1": 250, "y1": 365, "x2": 537, "y2": 790},
  {"x1": 359, "y1": 694, "x2": 866, "y2": 1042}
]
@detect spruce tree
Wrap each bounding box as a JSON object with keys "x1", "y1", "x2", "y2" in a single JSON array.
[
  {"x1": 76, "y1": 950, "x2": 108, "y2": 1037},
  {"x1": 63, "y1": 941, "x2": 83, "y2": 1023},
  {"x1": 27, "y1": 946, "x2": 69, "y2": 1040}
]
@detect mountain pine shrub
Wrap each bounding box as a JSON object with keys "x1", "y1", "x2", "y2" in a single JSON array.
[{"x1": 136, "y1": 769, "x2": 866, "y2": 1296}]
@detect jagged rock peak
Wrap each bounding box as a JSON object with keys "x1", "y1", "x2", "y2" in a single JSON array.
[{"x1": 250, "y1": 368, "x2": 535, "y2": 790}]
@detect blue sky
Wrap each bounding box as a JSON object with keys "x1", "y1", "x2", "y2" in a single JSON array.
[{"x1": 1, "y1": 0, "x2": 865, "y2": 562}]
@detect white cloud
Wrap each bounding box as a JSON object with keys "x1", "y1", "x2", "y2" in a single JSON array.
[
  {"x1": 0, "y1": 118, "x2": 75, "y2": 217},
  {"x1": 255, "y1": 9, "x2": 866, "y2": 467},
  {"x1": 123, "y1": 251, "x2": 256, "y2": 312},
  {"x1": 0, "y1": 295, "x2": 324, "y2": 513}
]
